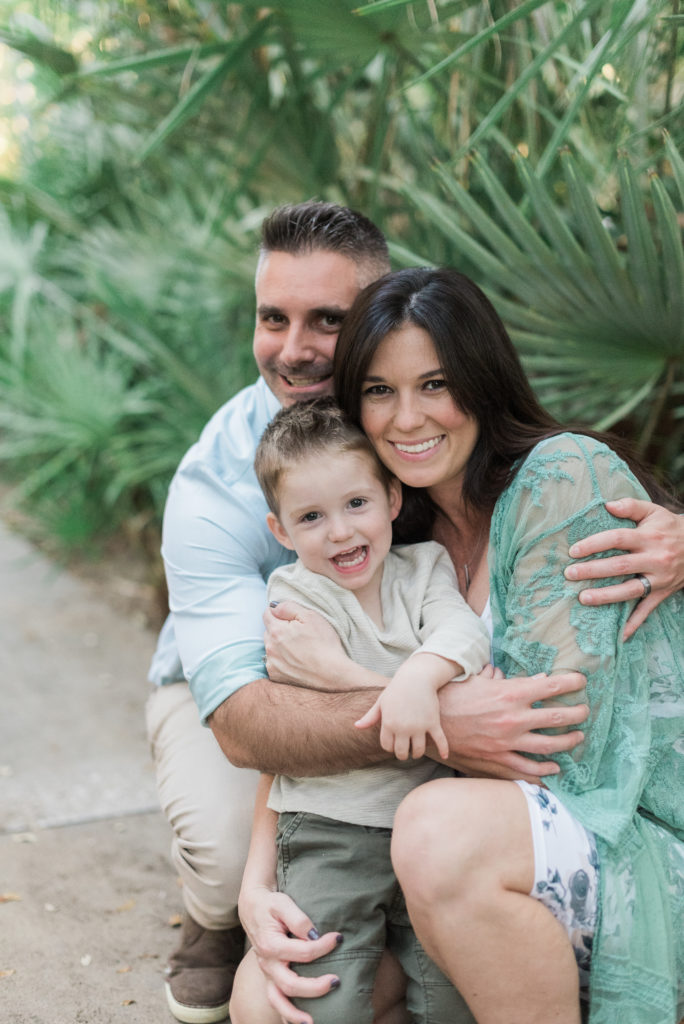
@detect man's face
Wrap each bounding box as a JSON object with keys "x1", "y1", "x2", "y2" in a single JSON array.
[{"x1": 253, "y1": 250, "x2": 363, "y2": 407}]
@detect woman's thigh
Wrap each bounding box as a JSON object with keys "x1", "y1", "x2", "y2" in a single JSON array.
[
  {"x1": 393, "y1": 777, "x2": 598, "y2": 969},
  {"x1": 392, "y1": 777, "x2": 537, "y2": 902}
]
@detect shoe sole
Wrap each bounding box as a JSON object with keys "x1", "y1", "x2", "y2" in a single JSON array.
[{"x1": 164, "y1": 981, "x2": 231, "y2": 1024}]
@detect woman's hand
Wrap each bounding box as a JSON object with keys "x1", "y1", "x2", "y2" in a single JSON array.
[
  {"x1": 563, "y1": 499, "x2": 684, "y2": 639},
  {"x1": 239, "y1": 883, "x2": 342, "y2": 1024},
  {"x1": 264, "y1": 600, "x2": 384, "y2": 691}
]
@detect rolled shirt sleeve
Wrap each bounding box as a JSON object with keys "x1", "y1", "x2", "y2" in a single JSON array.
[{"x1": 150, "y1": 378, "x2": 294, "y2": 723}]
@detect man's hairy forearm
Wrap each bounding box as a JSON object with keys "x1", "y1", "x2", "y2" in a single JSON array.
[{"x1": 208, "y1": 677, "x2": 390, "y2": 776}]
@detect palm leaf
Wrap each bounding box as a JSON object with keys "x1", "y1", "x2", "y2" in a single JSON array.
[{"x1": 135, "y1": 15, "x2": 275, "y2": 162}]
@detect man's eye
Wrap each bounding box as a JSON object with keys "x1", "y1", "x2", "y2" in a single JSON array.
[{"x1": 320, "y1": 314, "x2": 345, "y2": 329}]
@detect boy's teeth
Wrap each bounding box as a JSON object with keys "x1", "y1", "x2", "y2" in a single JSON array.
[
  {"x1": 334, "y1": 547, "x2": 366, "y2": 567},
  {"x1": 394, "y1": 436, "x2": 442, "y2": 454}
]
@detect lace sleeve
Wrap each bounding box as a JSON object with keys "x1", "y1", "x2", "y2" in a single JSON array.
[{"x1": 489, "y1": 433, "x2": 656, "y2": 840}]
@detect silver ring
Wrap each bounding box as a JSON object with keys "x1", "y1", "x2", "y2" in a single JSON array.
[{"x1": 636, "y1": 574, "x2": 651, "y2": 599}]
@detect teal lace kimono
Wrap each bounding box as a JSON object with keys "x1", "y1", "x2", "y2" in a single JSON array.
[{"x1": 489, "y1": 433, "x2": 684, "y2": 1024}]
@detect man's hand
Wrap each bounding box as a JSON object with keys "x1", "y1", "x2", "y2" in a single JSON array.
[
  {"x1": 436, "y1": 666, "x2": 588, "y2": 780},
  {"x1": 563, "y1": 499, "x2": 684, "y2": 639}
]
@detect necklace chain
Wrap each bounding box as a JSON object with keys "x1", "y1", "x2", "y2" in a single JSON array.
[
  {"x1": 459, "y1": 522, "x2": 486, "y2": 592},
  {"x1": 433, "y1": 509, "x2": 487, "y2": 593}
]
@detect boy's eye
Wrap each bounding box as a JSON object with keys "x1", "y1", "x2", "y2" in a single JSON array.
[
  {"x1": 348, "y1": 497, "x2": 366, "y2": 509},
  {"x1": 301, "y1": 511, "x2": 320, "y2": 522}
]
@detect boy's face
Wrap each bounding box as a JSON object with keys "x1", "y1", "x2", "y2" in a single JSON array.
[{"x1": 267, "y1": 449, "x2": 402, "y2": 598}]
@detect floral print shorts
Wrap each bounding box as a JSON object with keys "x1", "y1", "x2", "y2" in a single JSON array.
[{"x1": 515, "y1": 780, "x2": 599, "y2": 994}]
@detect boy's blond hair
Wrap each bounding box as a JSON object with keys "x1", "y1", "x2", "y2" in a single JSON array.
[{"x1": 255, "y1": 397, "x2": 395, "y2": 517}]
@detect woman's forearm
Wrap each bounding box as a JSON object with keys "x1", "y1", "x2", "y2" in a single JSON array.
[{"x1": 240, "y1": 774, "x2": 278, "y2": 896}]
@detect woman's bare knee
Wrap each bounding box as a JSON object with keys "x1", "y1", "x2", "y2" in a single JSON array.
[{"x1": 392, "y1": 778, "x2": 535, "y2": 906}]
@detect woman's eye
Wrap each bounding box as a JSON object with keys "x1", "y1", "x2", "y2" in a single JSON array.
[
  {"x1": 363, "y1": 384, "x2": 390, "y2": 396},
  {"x1": 424, "y1": 378, "x2": 447, "y2": 391}
]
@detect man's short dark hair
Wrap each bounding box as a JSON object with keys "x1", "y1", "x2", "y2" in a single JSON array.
[{"x1": 259, "y1": 201, "x2": 390, "y2": 284}]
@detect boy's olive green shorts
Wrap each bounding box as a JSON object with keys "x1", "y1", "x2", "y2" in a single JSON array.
[{"x1": 276, "y1": 811, "x2": 475, "y2": 1024}]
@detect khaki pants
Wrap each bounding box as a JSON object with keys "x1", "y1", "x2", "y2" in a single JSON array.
[{"x1": 145, "y1": 682, "x2": 260, "y2": 930}]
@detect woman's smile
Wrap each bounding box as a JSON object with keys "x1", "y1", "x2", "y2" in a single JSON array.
[{"x1": 390, "y1": 434, "x2": 446, "y2": 457}]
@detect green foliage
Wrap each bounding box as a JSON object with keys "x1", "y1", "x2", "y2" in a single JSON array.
[{"x1": 0, "y1": 0, "x2": 682, "y2": 556}]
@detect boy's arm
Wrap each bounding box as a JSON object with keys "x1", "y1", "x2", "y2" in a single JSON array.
[
  {"x1": 356, "y1": 651, "x2": 459, "y2": 760},
  {"x1": 355, "y1": 547, "x2": 489, "y2": 760}
]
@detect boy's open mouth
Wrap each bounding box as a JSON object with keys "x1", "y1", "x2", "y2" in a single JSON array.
[{"x1": 332, "y1": 546, "x2": 367, "y2": 569}]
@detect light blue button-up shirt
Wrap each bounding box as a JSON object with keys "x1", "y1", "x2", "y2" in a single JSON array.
[{"x1": 148, "y1": 377, "x2": 295, "y2": 723}]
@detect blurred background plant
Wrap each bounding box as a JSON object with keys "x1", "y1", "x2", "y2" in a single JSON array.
[{"x1": 0, "y1": 0, "x2": 682, "y2": 597}]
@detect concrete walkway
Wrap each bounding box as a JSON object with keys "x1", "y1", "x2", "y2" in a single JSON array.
[{"x1": 0, "y1": 517, "x2": 180, "y2": 1022}]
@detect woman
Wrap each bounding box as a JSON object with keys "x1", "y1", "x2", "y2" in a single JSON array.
[
  {"x1": 332, "y1": 267, "x2": 684, "y2": 1024},
  {"x1": 233, "y1": 268, "x2": 684, "y2": 1024}
]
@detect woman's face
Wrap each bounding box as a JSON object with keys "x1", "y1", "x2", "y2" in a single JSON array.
[{"x1": 360, "y1": 323, "x2": 479, "y2": 499}]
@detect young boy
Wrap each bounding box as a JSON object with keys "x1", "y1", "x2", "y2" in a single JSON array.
[{"x1": 234, "y1": 398, "x2": 489, "y2": 1024}]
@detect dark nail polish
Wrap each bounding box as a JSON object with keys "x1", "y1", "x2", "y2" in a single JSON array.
[
  {"x1": 335, "y1": 933, "x2": 344, "y2": 944},
  {"x1": 330, "y1": 978, "x2": 341, "y2": 990},
  {"x1": 307, "y1": 927, "x2": 320, "y2": 940}
]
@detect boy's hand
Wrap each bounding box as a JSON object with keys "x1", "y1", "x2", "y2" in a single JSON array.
[{"x1": 355, "y1": 687, "x2": 449, "y2": 761}]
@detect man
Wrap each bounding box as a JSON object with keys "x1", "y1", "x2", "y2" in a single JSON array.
[{"x1": 147, "y1": 201, "x2": 684, "y2": 1024}]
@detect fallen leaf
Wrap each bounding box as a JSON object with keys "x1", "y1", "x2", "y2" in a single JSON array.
[
  {"x1": 0, "y1": 893, "x2": 21, "y2": 904},
  {"x1": 117, "y1": 966, "x2": 132, "y2": 974},
  {"x1": 122, "y1": 1000, "x2": 136, "y2": 1006},
  {"x1": 115, "y1": 899, "x2": 136, "y2": 913},
  {"x1": 0, "y1": 969, "x2": 16, "y2": 979},
  {"x1": 168, "y1": 913, "x2": 182, "y2": 928}
]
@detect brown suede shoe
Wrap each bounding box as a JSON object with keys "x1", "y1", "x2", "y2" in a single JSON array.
[{"x1": 164, "y1": 913, "x2": 245, "y2": 1023}]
